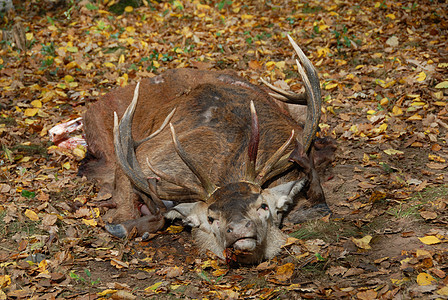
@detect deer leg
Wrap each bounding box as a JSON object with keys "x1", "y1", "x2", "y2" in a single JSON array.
[
  {"x1": 287, "y1": 142, "x2": 331, "y2": 223},
  {"x1": 103, "y1": 167, "x2": 165, "y2": 238},
  {"x1": 105, "y1": 213, "x2": 165, "y2": 239}
]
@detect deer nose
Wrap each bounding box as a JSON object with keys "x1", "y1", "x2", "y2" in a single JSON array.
[{"x1": 227, "y1": 220, "x2": 255, "y2": 234}]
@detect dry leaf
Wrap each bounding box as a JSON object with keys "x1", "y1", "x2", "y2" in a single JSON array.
[
  {"x1": 275, "y1": 263, "x2": 295, "y2": 281},
  {"x1": 351, "y1": 235, "x2": 372, "y2": 250},
  {"x1": 420, "y1": 211, "x2": 437, "y2": 220},
  {"x1": 418, "y1": 236, "x2": 441, "y2": 245},
  {"x1": 357, "y1": 289, "x2": 377, "y2": 300},
  {"x1": 24, "y1": 209, "x2": 39, "y2": 221},
  {"x1": 416, "y1": 272, "x2": 436, "y2": 286}
]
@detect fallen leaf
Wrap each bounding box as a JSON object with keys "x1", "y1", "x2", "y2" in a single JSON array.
[
  {"x1": 352, "y1": 235, "x2": 372, "y2": 249},
  {"x1": 416, "y1": 272, "x2": 436, "y2": 286},
  {"x1": 386, "y1": 36, "x2": 399, "y2": 47},
  {"x1": 357, "y1": 289, "x2": 377, "y2": 300},
  {"x1": 166, "y1": 266, "x2": 183, "y2": 278},
  {"x1": 0, "y1": 275, "x2": 11, "y2": 289},
  {"x1": 420, "y1": 211, "x2": 437, "y2": 220},
  {"x1": 111, "y1": 258, "x2": 129, "y2": 269},
  {"x1": 437, "y1": 286, "x2": 448, "y2": 296},
  {"x1": 415, "y1": 72, "x2": 426, "y2": 82},
  {"x1": 275, "y1": 263, "x2": 295, "y2": 281},
  {"x1": 418, "y1": 236, "x2": 441, "y2": 245},
  {"x1": 435, "y1": 81, "x2": 448, "y2": 89},
  {"x1": 25, "y1": 209, "x2": 39, "y2": 221}
]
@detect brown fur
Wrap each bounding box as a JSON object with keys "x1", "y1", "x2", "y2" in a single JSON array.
[{"x1": 80, "y1": 68, "x2": 330, "y2": 262}]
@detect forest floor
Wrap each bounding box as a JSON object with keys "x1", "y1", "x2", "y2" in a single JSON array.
[{"x1": 1, "y1": 0, "x2": 448, "y2": 299}]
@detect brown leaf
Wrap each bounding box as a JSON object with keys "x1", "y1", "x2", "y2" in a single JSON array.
[
  {"x1": 420, "y1": 211, "x2": 437, "y2": 220},
  {"x1": 357, "y1": 289, "x2": 378, "y2": 300},
  {"x1": 275, "y1": 263, "x2": 295, "y2": 281},
  {"x1": 166, "y1": 266, "x2": 183, "y2": 278},
  {"x1": 326, "y1": 266, "x2": 348, "y2": 276},
  {"x1": 426, "y1": 162, "x2": 447, "y2": 170},
  {"x1": 42, "y1": 214, "x2": 58, "y2": 226}
]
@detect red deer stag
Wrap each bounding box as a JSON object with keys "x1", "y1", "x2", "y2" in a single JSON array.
[{"x1": 80, "y1": 35, "x2": 331, "y2": 263}]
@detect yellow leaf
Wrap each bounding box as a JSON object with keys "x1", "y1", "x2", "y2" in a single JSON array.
[
  {"x1": 66, "y1": 61, "x2": 78, "y2": 69},
  {"x1": 62, "y1": 162, "x2": 70, "y2": 170},
  {"x1": 351, "y1": 235, "x2": 372, "y2": 250},
  {"x1": 391, "y1": 277, "x2": 410, "y2": 285},
  {"x1": 325, "y1": 83, "x2": 338, "y2": 90},
  {"x1": 392, "y1": 106, "x2": 403, "y2": 116},
  {"x1": 124, "y1": 6, "x2": 133, "y2": 12},
  {"x1": 166, "y1": 225, "x2": 183, "y2": 234},
  {"x1": 417, "y1": 273, "x2": 436, "y2": 286},
  {"x1": 435, "y1": 81, "x2": 448, "y2": 89},
  {"x1": 367, "y1": 110, "x2": 376, "y2": 115},
  {"x1": 25, "y1": 209, "x2": 39, "y2": 221},
  {"x1": 82, "y1": 218, "x2": 97, "y2": 227},
  {"x1": 429, "y1": 154, "x2": 446, "y2": 163},
  {"x1": 118, "y1": 54, "x2": 125, "y2": 64},
  {"x1": 437, "y1": 286, "x2": 448, "y2": 296},
  {"x1": 241, "y1": 14, "x2": 254, "y2": 20},
  {"x1": 73, "y1": 147, "x2": 86, "y2": 159},
  {"x1": 97, "y1": 289, "x2": 118, "y2": 296},
  {"x1": 386, "y1": 13, "x2": 396, "y2": 19},
  {"x1": 374, "y1": 123, "x2": 387, "y2": 133},
  {"x1": 384, "y1": 149, "x2": 404, "y2": 155},
  {"x1": 31, "y1": 100, "x2": 42, "y2": 108},
  {"x1": 416, "y1": 72, "x2": 426, "y2": 82},
  {"x1": 145, "y1": 281, "x2": 163, "y2": 292},
  {"x1": 419, "y1": 236, "x2": 441, "y2": 245},
  {"x1": 64, "y1": 75, "x2": 74, "y2": 83},
  {"x1": 24, "y1": 108, "x2": 39, "y2": 117},
  {"x1": 104, "y1": 62, "x2": 115, "y2": 68},
  {"x1": 381, "y1": 80, "x2": 395, "y2": 88},
  {"x1": 275, "y1": 263, "x2": 295, "y2": 281},
  {"x1": 380, "y1": 98, "x2": 389, "y2": 106},
  {"x1": 317, "y1": 47, "x2": 330, "y2": 58},
  {"x1": 407, "y1": 114, "x2": 422, "y2": 121},
  {"x1": 0, "y1": 275, "x2": 11, "y2": 289},
  {"x1": 66, "y1": 46, "x2": 78, "y2": 53}
]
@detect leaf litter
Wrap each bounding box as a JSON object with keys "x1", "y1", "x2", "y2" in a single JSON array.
[{"x1": 0, "y1": 0, "x2": 447, "y2": 299}]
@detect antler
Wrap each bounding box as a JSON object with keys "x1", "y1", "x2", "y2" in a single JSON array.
[
  {"x1": 287, "y1": 34, "x2": 322, "y2": 153},
  {"x1": 114, "y1": 82, "x2": 176, "y2": 213},
  {"x1": 248, "y1": 35, "x2": 322, "y2": 185},
  {"x1": 260, "y1": 78, "x2": 307, "y2": 105}
]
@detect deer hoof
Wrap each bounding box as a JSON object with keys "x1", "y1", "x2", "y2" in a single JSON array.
[
  {"x1": 141, "y1": 232, "x2": 150, "y2": 240},
  {"x1": 105, "y1": 223, "x2": 128, "y2": 238}
]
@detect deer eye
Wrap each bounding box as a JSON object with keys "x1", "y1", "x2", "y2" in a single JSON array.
[
  {"x1": 208, "y1": 216, "x2": 214, "y2": 224},
  {"x1": 260, "y1": 203, "x2": 269, "y2": 210}
]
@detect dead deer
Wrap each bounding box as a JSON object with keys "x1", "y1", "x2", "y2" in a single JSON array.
[{"x1": 80, "y1": 35, "x2": 332, "y2": 263}]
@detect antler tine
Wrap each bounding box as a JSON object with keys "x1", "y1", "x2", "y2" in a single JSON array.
[
  {"x1": 246, "y1": 100, "x2": 259, "y2": 182},
  {"x1": 135, "y1": 107, "x2": 177, "y2": 147},
  {"x1": 260, "y1": 78, "x2": 307, "y2": 105},
  {"x1": 169, "y1": 123, "x2": 218, "y2": 197},
  {"x1": 145, "y1": 158, "x2": 207, "y2": 198},
  {"x1": 255, "y1": 130, "x2": 295, "y2": 184},
  {"x1": 287, "y1": 34, "x2": 322, "y2": 153}
]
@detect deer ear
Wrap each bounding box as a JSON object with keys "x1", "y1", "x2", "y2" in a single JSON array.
[
  {"x1": 164, "y1": 202, "x2": 208, "y2": 228},
  {"x1": 263, "y1": 178, "x2": 307, "y2": 213}
]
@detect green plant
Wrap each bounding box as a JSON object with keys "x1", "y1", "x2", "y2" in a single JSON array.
[{"x1": 69, "y1": 269, "x2": 101, "y2": 286}]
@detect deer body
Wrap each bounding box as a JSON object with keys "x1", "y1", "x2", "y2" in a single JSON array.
[{"x1": 80, "y1": 37, "x2": 330, "y2": 263}]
